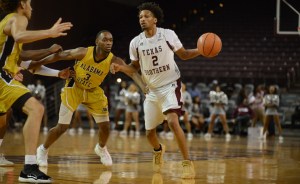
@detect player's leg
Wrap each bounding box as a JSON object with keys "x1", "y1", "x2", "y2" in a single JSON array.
[
  {"x1": 132, "y1": 111, "x2": 140, "y2": 137},
  {"x1": 205, "y1": 114, "x2": 217, "y2": 139},
  {"x1": 37, "y1": 103, "x2": 74, "y2": 166},
  {"x1": 219, "y1": 114, "x2": 231, "y2": 140},
  {"x1": 183, "y1": 111, "x2": 193, "y2": 139}
]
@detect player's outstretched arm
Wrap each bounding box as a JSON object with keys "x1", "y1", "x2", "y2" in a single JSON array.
[
  {"x1": 175, "y1": 47, "x2": 201, "y2": 60},
  {"x1": 28, "y1": 47, "x2": 86, "y2": 70},
  {"x1": 111, "y1": 57, "x2": 147, "y2": 93},
  {"x1": 20, "y1": 44, "x2": 63, "y2": 61},
  {"x1": 11, "y1": 16, "x2": 73, "y2": 44}
]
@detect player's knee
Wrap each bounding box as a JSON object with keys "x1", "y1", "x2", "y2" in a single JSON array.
[{"x1": 146, "y1": 129, "x2": 155, "y2": 138}]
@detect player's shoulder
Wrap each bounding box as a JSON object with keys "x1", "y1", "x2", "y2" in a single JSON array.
[
  {"x1": 130, "y1": 33, "x2": 143, "y2": 46},
  {"x1": 158, "y1": 27, "x2": 176, "y2": 35}
]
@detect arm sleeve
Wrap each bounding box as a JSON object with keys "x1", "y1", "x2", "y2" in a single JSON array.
[{"x1": 20, "y1": 60, "x2": 59, "y2": 77}]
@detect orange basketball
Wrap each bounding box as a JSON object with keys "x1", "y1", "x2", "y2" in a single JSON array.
[{"x1": 197, "y1": 32, "x2": 222, "y2": 58}]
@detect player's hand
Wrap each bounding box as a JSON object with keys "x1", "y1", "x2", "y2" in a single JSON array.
[
  {"x1": 13, "y1": 67, "x2": 24, "y2": 82},
  {"x1": 58, "y1": 67, "x2": 70, "y2": 79},
  {"x1": 110, "y1": 63, "x2": 121, "y2": 74},
  {"x1": 49, "y1": 44, "x2": 63, "y2": 54},
  {"x1": 49, "y1": 18, "x2": 73, "y2": 38}
]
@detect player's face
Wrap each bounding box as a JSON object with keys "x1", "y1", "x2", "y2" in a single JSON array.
[
  {"x1": 96, "y1": 32, "x2": 113, "y2": 53},
  {"x1": 139, "y1": 10, "x2": 157, "y2": 30},
  {"x1": 22, "y1": 0, "x2": 32, "y2": 19}
]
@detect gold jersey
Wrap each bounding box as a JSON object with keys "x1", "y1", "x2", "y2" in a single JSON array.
[
  {"x1": 67, "y1": 46, "x2": 113, "y2": 89},
  {"x1": 0, "y1": 13, "x2": 23, "y2": 80}
]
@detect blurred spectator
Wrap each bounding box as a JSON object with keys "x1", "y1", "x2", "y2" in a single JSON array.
[
  {"x1": 251, "y1": 85, "x2": 265, "y2": 127},
  {"x1": 120, "y1": 83, "x2": 141, "y2": 138},
  {"x1": 190, "y1": 96, "x2": 205, "y2": 134},
  {"x1": 232, "y1": 98, "x2": 253, "y2": 135},
  {"x1": 261, "y1": 85, "x2": 283, "y2": 141},
  {"x1": 181, "y1": 83, "x2": 193, "y2": 140},
  {"x1": 204, "y1": 85, "x2": 231, "y2": 141},
  {"x1": 113, "y1": 81, "x2": 127, "y2": 132}
]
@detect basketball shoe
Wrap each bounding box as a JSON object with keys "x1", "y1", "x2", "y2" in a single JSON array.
[
  {"x1": 18, "y1": 164, "x2": 52, "y2": 183},
  {"x1": 153, "y1": 144, "x2": 165, "y2": 172},
  {"x1": 94, "y1": 144, "x2": 112, "y2": 166},
  {"x1": 0, "y1": 154, "x2": 13, "y2": 166},
  {"x1": 181, "y1": 160, "x2": 195, "y2": 179},
  {"x1": 37, "y1": 145, "x2": 48, "y2": 167}
]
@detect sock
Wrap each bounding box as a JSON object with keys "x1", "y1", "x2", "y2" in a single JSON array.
[
  {"x1": 25, "y1": 155, "x2": 37, "y2": 165},
  {"x1": 154, "y1": 144, "x2": 162, "y2": 152},
  {"x1": 40, "y1": 144, "x2": 47, "y2": 151}
]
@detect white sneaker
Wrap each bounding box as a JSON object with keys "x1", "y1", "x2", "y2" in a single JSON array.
[
  {"x1": 166, "y1": 132, "x2": 174, "y2": 140},
  {"x1": 0, "y1": 153, "x2": 13, "y2": 166},
  {"x1": 279, "y1": 136, "x2": 284, "y2": 143},
  {"x1": 119, "y1": 130, "x2": 127, "y2": 137},
  {"x1": 153, "y1": 144, "x2": 166, "y2": 172},
  {"x1": 78, "y1": 127, "x2": 84, "y2": 135},
  {"x1": 37, "y1": 145, "x2": 48, "y2": 167},
  {"x1": 158, "y1": 131, "x2": 166, "y2": 139},
  {"x1": 225, "y1": 133, "x2": 231, "y2": 141},
  {"x1": 129, "y1": 130, "x2": 135, "y2": 137},
  {"x1": 93, "y1": 171, "x2": 112, "y2": 184},
  {"x1": 90, "y1": 128, "x2": 96, "y2": 136},
  {"x1": 135, "y1": 131, "x2": 141, "y2": 138},
  {"x1": 181, "y1": 160, "x2": 195, "y2": 179},
  {"x1": 187, "y1": 133, "x2": 193, "y2": 140},
  {"x1": 204, "y1": 133, "x2": 211, "y2": 141},
  {"x1": 68, "y1": 128, "x2": 76, "y2": 136},
  {"x1": 94, "y1": 144, "x2": 112, "y2": 166},
  {"x1": 43, "y1": 127, "x2": 48, "y2": 135}
]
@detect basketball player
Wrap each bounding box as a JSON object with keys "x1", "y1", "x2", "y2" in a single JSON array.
[
  {"x1": 36, "y1": 30, "x2": 145, "y2": 167},
  {"x1": 110, "y1": 2, "x2": 201, "y2": 179},
  {"x1": 0, "y1": 0, "x2": 72, "y2": 182}
]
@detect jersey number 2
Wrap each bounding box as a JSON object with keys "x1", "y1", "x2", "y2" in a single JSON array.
[{"x1": 152, "y1": 56, "x2": 158, "y2": 66}]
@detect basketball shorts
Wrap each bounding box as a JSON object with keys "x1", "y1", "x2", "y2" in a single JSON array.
[
  {"x1": 144, "y1": 79, "x2": 183, "y2": 130},
  {"x1": 0, "y1": 77, "x2": 31, "y2": 114},
  {"x1": 59, "y1": 85, "x2": 109, "y2": 124}
]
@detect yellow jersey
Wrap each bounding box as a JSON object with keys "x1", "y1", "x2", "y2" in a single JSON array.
[
  {"x1": 0, "y1": 13, "x2": 23, "y2": 81},
  {"x1": 67, "y1": 46, "x2": 113, "y2": 89}
]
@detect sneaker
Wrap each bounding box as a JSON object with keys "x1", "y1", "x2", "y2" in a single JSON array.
[
  {"x1": 279, "y1": 136, "x2": 284, "y2": 143},
  {"x1": 187, "y1": 133, "x2": 193, "y2": 141},
  {"x1": 225, "y1": 133, "x2": 231, "y2": 141},
  {"x1": 204, "y1": 133, "x2": 211, "y2": 141},
  {"x1": 43, "y1": 127, "x2": 48, "y2": 135},
  {"x1": 90, "y1": 128, "x2": 96, "y2": 136},
  {"x1": 153, "y1": 144, "x2": 166, "y2": 172},
  {"x1": 78, "y1": 127, "x2": 84, "y2": 135},
  {"x1": 37, "y1": 145, "x2": 48, "y2": 167},
  {"x1": 151, "y1": 173, "x2": 163, "y2": 184},
  {"x1": 129, "y1": 130, "x2": 135, "y2": 137},
  {"x1": 166, "y1": 132, "x2": 174, "y2": 140},
  {"x1": 119, "y1": 130, "x2": 127, "y2": 138},
  {"x1": 181, "y1": 160, "x2": 195, "y2": 179},
  {"x1": 18, "y1": 164, "x2": 52, "y2": 183},
  {"x1": 0, "y1": 153, "x2": 14, "y2": 166},
  {"x1": 135, "y1": 131, "x2": 141, "y2": 138},
  {"x1": 158, "y1": 131, "x2": 166, "y2": 139},
  {"x1": 94, "y1": 144, "x2": 112, "y2": 166},
  {"x1": 93, "y1": 171, "x2": 112, "y2": 184},
  {"x1": 68, "y1": 128, "x2": 76, "y2": 136}
]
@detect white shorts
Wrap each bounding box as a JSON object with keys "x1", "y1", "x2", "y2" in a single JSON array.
[{"x1": 144, "y1": 80, "x2": 183, "y2": 130}]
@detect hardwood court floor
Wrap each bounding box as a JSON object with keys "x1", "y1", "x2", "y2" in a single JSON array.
[{"x1": 1, "y1": 131, "x2": 300, "y2": 183}]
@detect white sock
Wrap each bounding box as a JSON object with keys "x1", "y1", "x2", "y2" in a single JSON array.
[
  {"x1": 40, "y1": 144, "x2": 47, "y2": 151},
  {"x1": 25, "y1": 155, "x2": 37, "y2": 165}
]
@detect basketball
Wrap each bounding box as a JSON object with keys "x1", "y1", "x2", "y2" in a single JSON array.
[{"x1": 197, "y1": 32, "x2": 222, "y2": 58}]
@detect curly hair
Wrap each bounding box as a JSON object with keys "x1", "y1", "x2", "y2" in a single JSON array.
[
  {"x1": 137, "y1": 2, "x2": 164, "y2": 26},
  {"x1": 0, "y1": 0, "x2": 23, "y2": 13}
]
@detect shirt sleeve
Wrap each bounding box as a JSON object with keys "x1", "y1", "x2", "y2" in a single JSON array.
[
  {"x1": 165, "y1": 29, "x2": 183, "y2": 52},
  {"x1": 129, "y1": 38, "x2": 139, "y2": 61}
]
